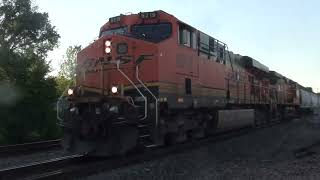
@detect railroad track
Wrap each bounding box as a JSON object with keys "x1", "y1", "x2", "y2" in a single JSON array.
[
  {"x1": 0, "y1": 139, "x2": 61, "y2": 157},
  {"x1": 293, "y1": 140, "x2": 320, "y2": 158},
  {"x1": 0, "y1": 154, "x2": 84, "y2": 180},
  {"x1": 0, "y1": 127, "x2": 253, "y2": 180},
  {"x1": 0, "y1": 119, "x2": 287, "y2": 180}
]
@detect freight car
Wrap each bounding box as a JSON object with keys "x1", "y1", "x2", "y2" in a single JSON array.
[
  {"x1": 57, "y1": 10, "x2": 320, "y2": 156},
  {"x1": 298, "y1": 86, "x2": 320, "y2": 113}
]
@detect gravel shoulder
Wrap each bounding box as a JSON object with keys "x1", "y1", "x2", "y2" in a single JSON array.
[{"x1": 83, "y1": 115, "x2": 320, "y2": 180}]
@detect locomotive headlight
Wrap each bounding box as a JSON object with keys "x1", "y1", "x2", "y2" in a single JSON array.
[
  {"x1": 67, "y1": 89, "x2": 74, "y2": 96},
  {"x1": 105, "y1": 47, "x2": 111, "y2": 54},
  {"x1": 111, "y1": 86, "x2": 118, "y2": 94},
  {"x1": 105, "y1": 40, "x2": 112, "y2": 54},
  {"x1": 109, "y1": 105, "x2": 119, "y2": 113},
  {"x1": 105, "y1": 40, "x2": 111, "y2": 46},
  {"x1": 70, "y1": 107, "x2": 79, "y2": 114}
]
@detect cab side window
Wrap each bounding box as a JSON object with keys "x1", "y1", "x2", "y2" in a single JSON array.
[
  {"x1": 180, "y1": 28, "x2": 191, "y2": 47},
  {"x1": 179, "y1": 24, "x2": 196, "y2": 49},
  {"x1": 192, "y1": 32, "x2": 197, "y2": 49},
  {"x1": 199, "y1": 32, "x2": 209, "y2": 54},
  {"x1": 219, "y1": 47, "x2": 224, "y2": 59}
]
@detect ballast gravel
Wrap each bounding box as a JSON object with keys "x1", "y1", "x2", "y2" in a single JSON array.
[{"x1": 82, "y1": 114, "x2": 320, "y2": 180}]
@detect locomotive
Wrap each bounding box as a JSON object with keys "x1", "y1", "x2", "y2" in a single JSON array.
[{"x1": 57, "y1": 10, "x2": 320, "y2": 156}]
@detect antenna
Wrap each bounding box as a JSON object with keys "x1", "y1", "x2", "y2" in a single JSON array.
[{"x1": 89, "y1": 36, "x2": 98, "y2": 44}]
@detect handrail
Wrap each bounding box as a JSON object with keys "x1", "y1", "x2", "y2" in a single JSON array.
[
  {"x1": 198, "y1": 41, "x2": 233, "y2": 70},
  {"x1": 56, "y1": 84, "x2": 72, "y2": 122},
  {"x1": 225, "y1": 45, "x2": 234, "y2": 71},
  {"x1": 114, "y1": 60, "x2": 148, "y2": 120},
  {"x1": 57, "y1": 92, "x2": 66, "y2": 122},
  {"x1": 57, "y1": 72, "x2": 77, "y2": 122},
  {"x1": 136, "y1": 65, "x2": 159, "y2": 126}
]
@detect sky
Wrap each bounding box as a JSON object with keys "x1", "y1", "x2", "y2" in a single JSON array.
[{"x1": 36, "y1": 0, "x2": 320, "y2": 92}]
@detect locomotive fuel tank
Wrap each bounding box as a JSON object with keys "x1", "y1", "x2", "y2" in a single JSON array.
[{"x1": 217, "y1": 109, "x2": 255, "y2": 129}]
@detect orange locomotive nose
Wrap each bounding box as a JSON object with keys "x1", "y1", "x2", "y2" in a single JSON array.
[{"x1": 76, "y1": 34, "x2": 157, "y2": 95}]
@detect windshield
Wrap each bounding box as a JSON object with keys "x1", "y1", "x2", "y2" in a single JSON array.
[
  {"x1": 131, "y1": 23, "x2": 172, "y2": 43},
  {"x1": 100, "y1": 26, "x2": 128, "y2": 37}
]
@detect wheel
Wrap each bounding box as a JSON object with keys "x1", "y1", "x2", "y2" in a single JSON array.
[{"x1": 164, "y1": 126, "x2": 187, "y2": 145}]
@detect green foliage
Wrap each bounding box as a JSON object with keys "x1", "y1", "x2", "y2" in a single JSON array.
[
  {"x1": 0, "y1": 0, "x2": 61, "y2": 144},
  {"x1": 0, "y1": 67, "x2": 9, "y2": 81},
  {"x1": 58, "y1": 45, "x2": 81, "y2": 80},
  {"x1": 56, "y1": 45, "x2": 81, "y2": 96},
  {"x1": 0, "y1": 128, "x2": 8, "y2": 144},
  {"x1": 55, "y1": 75, "x2": 72, "y2": 96},
  {"x1": 0, "y1": 0, "x2": 59, "y2": 58}
]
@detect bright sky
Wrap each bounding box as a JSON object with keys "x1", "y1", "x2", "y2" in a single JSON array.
[{"x1": 37, "y1": 0, "x2": 320, "y2": 92}]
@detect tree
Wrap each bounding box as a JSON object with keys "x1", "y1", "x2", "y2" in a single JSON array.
[
  {"x1": 58, "y1": 45, "x2": 81, "y2": 80},
  {"x1": 0, "y1": 0, "x2": 60, "y2": 144},
  {"x1": 0, "y1": 0, "x2": 59, "y2": 57},
  {"x1": 56, "y1": 45, "x2": 81, "y2": 95},
  {"x1": 0, "y1": 66, "x2": 8, "y2": 81}
]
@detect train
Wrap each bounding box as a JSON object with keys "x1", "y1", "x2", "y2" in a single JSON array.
[{"x1": 57, "y1": 10, "x2": 320, "y2": 156}]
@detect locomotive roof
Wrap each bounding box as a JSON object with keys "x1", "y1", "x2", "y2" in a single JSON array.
[
  {"x1": 239, "y1": 56, "x2": 269, "y2": 73},
  {"x1": 101, "y1": 10, "x2": 301, "y2": 85}
]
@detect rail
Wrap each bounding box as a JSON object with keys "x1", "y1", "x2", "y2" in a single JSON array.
[
  {"x1": 0, "y1": 139, "x2": 61, "y2": 156},
  {"x1": 0, "y1": 154, "x2": 83, "y2": 179}
]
